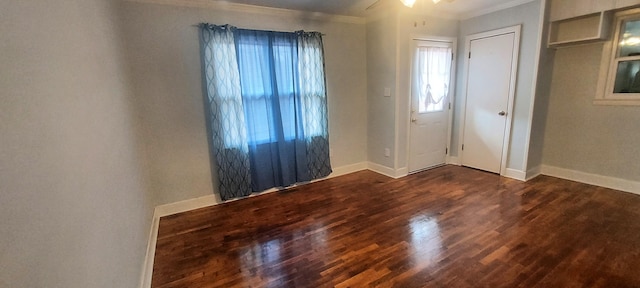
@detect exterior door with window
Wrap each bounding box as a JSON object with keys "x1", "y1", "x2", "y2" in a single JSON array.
[{"x1": 408, "y1": 40, "x2": 453, "y2": 173}]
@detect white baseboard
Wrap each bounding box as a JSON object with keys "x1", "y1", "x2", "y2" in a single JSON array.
[
  {"x1": 155, "y1": 195, "x2": 219, "y2": 218},
  {"x1": 447, "y1": 156, "x2": 461, "y2": 165},
  {"x1": 330, "y1": 161, "x2": 368, "y2": 178},
  {"x1": 139, "y1": 211, "x2": 160, "y2": 288},
  {"x1": 526, "y1": 165, "x2": 541, "y2": 181},
  {"x1": 504, "y1": 168, "x2": 526, "y2": 181},
  {"x1": 366, "y1": 162, "x2": 396, "y2": 178},
  {"x1": 367, "y1": 162, "x2": 399, "y2": 178},
  {"x1": 395, "y1": 167, "x2": 409, "y2": 178},
  {"x1": 541, "y1": 165, "x2": 640, "y2": 195},
  {"x1": 139, "y1": 195, "x2": 219, "y2": 288},
  {"x1": 138, "y1": 160, "x2": 372, "y2": 288}
]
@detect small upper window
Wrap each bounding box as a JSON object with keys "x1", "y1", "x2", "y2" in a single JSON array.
[{"x1": 599, "y1": 8, "x2": 640, "y2": 105}]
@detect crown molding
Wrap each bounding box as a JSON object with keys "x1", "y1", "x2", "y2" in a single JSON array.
[
  {"x1": 398, "y1": 5, "x2": 459, "y2": 20},
  {"x1": 124, "y1": 0, "x2": 366, "y2": 25},
  {"x1": 460, "y1": 0, "x2": 536, "y2": 20},
  {"x1": 367, "y1": 0, "x2": 533, "y2": 21},
  {"x1": 365, "y1": 0, "x2": 457, "y2": 23}
]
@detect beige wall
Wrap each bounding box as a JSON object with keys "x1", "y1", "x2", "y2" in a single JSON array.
[
  {"x1": 120, "y1": 1, "x2": 368, "y2": 205},
  {"x1": 526, "y1": 0, "x2": 555, "y2": 173},
  {"x1": 366, "y1": 11, "x2": 398, "y2": 168},
  {"x1": 543, "y1": 43, "x2": 640, "y2": 181},
  {"x1": 0, "y1": 1, "x2": 152, "y2": 287}
]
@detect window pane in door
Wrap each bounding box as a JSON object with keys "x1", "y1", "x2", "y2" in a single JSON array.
[{"x1": 416, "y1": 46, "x2": 451, "y2": 113}]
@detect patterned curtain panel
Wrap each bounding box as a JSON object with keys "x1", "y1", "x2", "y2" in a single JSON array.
[
  {"x1": 200, "y1": 24, "x2": 252, "y2": 200},
  {"x1": 200, "y1": 24, "x2": 332, "y2": 201},
  {"x1": 297, "y1": 32, "x2": 332, "y2": 179}
]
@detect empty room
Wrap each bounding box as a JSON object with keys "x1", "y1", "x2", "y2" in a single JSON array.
[{"x1": 3, "y1": 0, "x2": 640, "y2": 287}]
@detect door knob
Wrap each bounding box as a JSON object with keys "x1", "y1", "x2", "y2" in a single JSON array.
[
  {"x1": 411, "y1": 118, "x2": 417, "y2": 123},
  {"x1": 498, "y1": 111, "x2": 506, "y2": 116}
]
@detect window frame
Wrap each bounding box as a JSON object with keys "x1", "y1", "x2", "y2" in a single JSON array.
[{"x1": 597, "y1": 8, "x2": 640, "y2": 106}]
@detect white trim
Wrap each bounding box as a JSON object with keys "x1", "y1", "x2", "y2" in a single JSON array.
[
  {"x1": 593, "y1": 99, "x2": 640, "y2": 105},
  {"x1": 595, "y1": 8, "x2": 640, "y2": 105},
  {"x1": 405, "y1": 35, "x2": 457, "y2": 174},
  {"x1": 603, "y1": 9, "x2": 640, "y2": 103},
  {"x1": 398, "y1": 5, "x2": 459, "y2": 20},
  {"x1": 541, "y1": 165, "x2": 640, "y2": 195},
  {"x1": 139, "y1": 195, "x2": 220, "y2": 288},
  {"x1": 460, "y1": 0, "x2": 536, "y2": 20},
  {"x1": 365, "y1": 162, "x2": 408, "y2": 179},
  {"x1": 367, "y1": 162, "x2": 399, "y2": 178},
  {"x1": 501, "y1": 26, "x2": 521, "y2": 176},
  {"x1": 459, "y1": 25, "x2": 522, "y2": 177},
  {"x1": 521, "y1": 0, "x2": 547, "y2": 174},
  {"x1": 447, "y1": 156, "x2": 461, "y2": 165},
  {"x1": 396, "y1": 167, "x2": 409, "y2": 178},
  {"x1": 365, "y1": 3, "x2": 395, "y2": 24},
  {"x1": 393, "y1": 12, "x2": 402, "y2": 178},
  {"x1": 329, "y1": 161, "x2": 369, "y2": 177},
  {"x1": 504, "y1": 168, "x2": 527, "y2": 181},
  {"x1": 125, "y1": 0, "x2": 366, "y2": 25},
  {"x1": 526, "y1": 165, "x2": 542, "y2": 181},
  {"x1": 155, "y1": 195, "x2": 219, "y2": 218},
  {"x1": 138, "y1": 161, "x2": 369, "y2": 288},
  {"x1": 139, "y1": 211, "x2": 160, "y2": 288},
  {"x1": 152, "y1": 161, "x2": 369, "y2": 217}
]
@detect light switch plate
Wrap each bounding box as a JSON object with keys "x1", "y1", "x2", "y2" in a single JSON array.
[{"x1": 384, "y1": 87, "x2": 391, "y2": 97}]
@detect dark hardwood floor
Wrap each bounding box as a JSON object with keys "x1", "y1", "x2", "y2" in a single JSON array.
[{"x1": 152, "y1": 165, "x2": 640, "y2": 287}]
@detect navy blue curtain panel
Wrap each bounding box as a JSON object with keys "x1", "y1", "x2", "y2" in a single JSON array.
[{"x1": 200, "y1": 24, "x2": 331, "y2": 201}]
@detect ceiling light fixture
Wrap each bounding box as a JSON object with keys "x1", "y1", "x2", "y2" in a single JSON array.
[
  {"x1": 400, "y1": 0, "x2": 416, "y2": 7},
  {"x1": 401, "y1": 0, "x2": 442, "y2": 7}
]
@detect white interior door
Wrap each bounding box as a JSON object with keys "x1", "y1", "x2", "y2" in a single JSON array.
[
  {"x1": 462, "y1": 32, "x2": 516, "y2": 174},
  {"x1": 409, "y1": 40, "x2": 453, "y2": 173}
]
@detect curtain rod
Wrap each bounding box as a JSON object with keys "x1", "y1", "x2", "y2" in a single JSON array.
[{"x1": 191, "y1": 24, "x2": 325, "y2": 36}]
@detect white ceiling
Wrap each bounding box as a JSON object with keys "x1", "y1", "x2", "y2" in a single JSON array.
[{"x1": 210, "y1": 0, "x2": 530, "y2": 18}]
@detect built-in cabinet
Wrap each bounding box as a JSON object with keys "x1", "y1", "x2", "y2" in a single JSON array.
[
  {"x1": 550, "y1": 0, "x2": 637, "y2": 22},
  {"x1": 548, "y1": 0, "x2": 639, "y2": 48},
  {"x1": 548, "y1": 11, "x2": 612, "y2": 48}
]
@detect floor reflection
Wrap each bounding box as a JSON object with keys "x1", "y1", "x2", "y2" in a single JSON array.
[
  {"x1": 239, "y1": 223, "x2": 329, "y2": 286},
  {"x1": 409, "y1": 214, "x2": 443, "y2": 268},
  {"x1": 239, "y1": 238, "x2": 283, "y2": 287}
]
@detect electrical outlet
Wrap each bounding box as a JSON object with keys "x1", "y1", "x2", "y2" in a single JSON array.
[{"x1": 384, "y1": 148, "x2": 390, "y2": 157}]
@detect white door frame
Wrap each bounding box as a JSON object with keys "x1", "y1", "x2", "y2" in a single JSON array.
[
  {"x1": 406, "y1": 34, "x2": 457, "y2": 173},
  {"x1": 458, "y1": 25, "x2": 521, "y2": 176}
]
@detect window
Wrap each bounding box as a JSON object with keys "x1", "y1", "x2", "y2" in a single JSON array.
[
  {"x1": 599, "y1": 8, "x2": 640, "y2": 105},
  {"x1": 415, "y1": 46, "x2": 452, "y2": 113},
  {"x1": 200, "y1": 24, "x2": 332, "y2": 200},
  {"x1": 235, "y1": 33, "x2": 298, "y2": 144}
]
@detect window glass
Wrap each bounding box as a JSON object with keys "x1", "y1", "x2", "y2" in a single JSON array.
[
  {"x1": 236, "y1": 33, "x2": 298, "y2": 144},
  {"x1": 618, "y1": 19, "x2": 640, "y2": 58},
  {"x1": 598, "y1": 9, "x2": 640, "y2": 104},
  {"x1": 613, "y1": 60, "x2": 640, "y2": 93},
  {"x1": 416, "y1": 47, "x2": 451, "y2": 113}
]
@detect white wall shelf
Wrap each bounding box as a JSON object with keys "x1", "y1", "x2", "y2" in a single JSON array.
[{"x1": 548, "y1": 11, "x2": 612, "y2": 48}]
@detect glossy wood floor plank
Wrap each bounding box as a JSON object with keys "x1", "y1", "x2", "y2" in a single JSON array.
[{"x1": 152, "y1": 165, "x2": 640, "y2": 287}]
